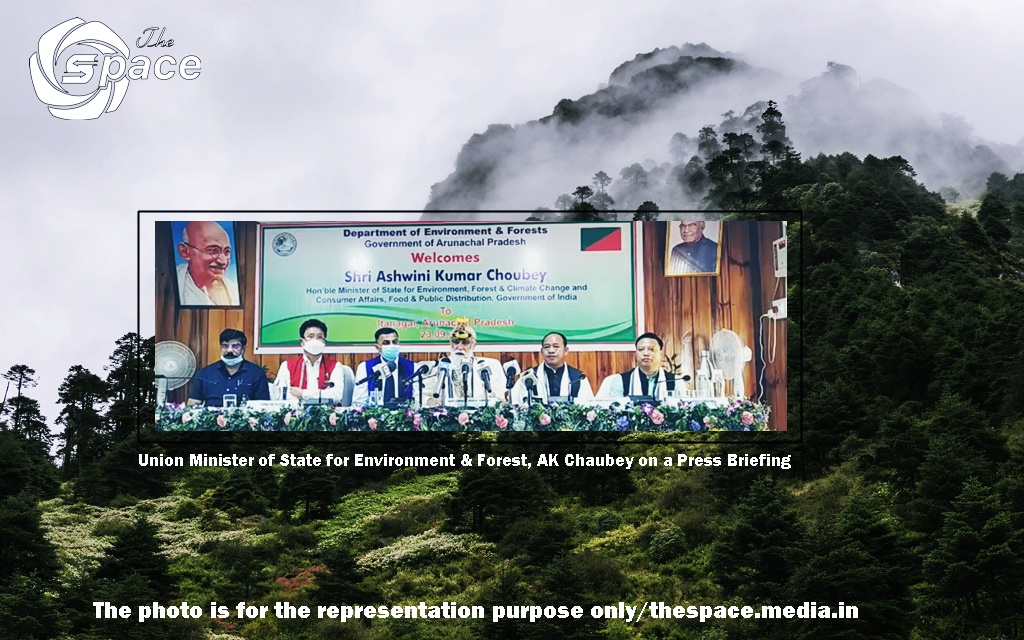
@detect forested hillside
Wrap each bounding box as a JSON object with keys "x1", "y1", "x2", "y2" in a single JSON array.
[{"x1": 4, "y1": 116, "x2": 1024, "y2": 637}]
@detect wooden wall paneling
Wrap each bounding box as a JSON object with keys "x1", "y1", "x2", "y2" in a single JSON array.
[
  {"x1": 239, "y1": 222, "x2": 260, "y2": 371},
  {"x1": 761, "y1": 221, "x2": 788, "y2": 431},
  {"x1": 690, "y1": 276, "x2": 714, "y2": 373},
  {"x1": 721, "y1": 222, "x2": 757, "y2": 398},
  {"x1": 574, "y1": 350, "x2": 596, "y2": 387},
  {"x1": 224, "y1": 309, "x2": 245, "y2": 338},
  {"x1": 154, "y1": 222, "x2": 177, "y2": 344},
  {"x1": 769, "y1": 319, "x2": 788, "y2": 431},
  {"x1": 204, "y1": 309, "x2": 224, "y2": 367},
  {"x1": 717, "y1": 222, "x2": 737, "y2": 395},
  {"x1": 154, "y1": 222, "x2": 182, "y2": 402},
  {"x1": 753, "y1": 221, "x2": 787, "y2": 431}
]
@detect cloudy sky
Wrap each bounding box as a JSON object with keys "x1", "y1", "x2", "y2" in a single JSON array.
[{"x1": 1, "y1": 1, "x2": 1021, "y2": 424}]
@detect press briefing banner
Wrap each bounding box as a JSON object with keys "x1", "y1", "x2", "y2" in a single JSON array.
[{"x1": 256, "y1": 221, "x2": 640, "y2": 352}]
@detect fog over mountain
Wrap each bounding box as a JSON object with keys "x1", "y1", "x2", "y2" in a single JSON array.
[{"x1": 424, "y1": 44, "x2": 1023, "y2": 216}]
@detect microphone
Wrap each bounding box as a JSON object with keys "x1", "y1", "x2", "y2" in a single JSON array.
[
  {"x1": 520, "y1": 368, "x2": 538, "y2": 405},
  {"x1": 355, "y1": 360, "x2": 392, "y2": 386},
  {"x1": 521, "y1": 368, "x2": 538, "y2": 392},
  {"x1": 318, "y1": 380, "x2": 335, "y2": 405},
  {"x1": 460, "y1": 359, "x2": 471, "y2": 401},
  {"x1": 432, "y1": 357, "x2": 451, "y2": 398},
  {"x1": 503, "y1": 359, "x2": 521, "y2": 390},
  {"x1": 402, "y1": 363, "x2": 432, "y2": 385},
  {"x1": 476, "y1": 360, "x2": 492, "y2": 394}
]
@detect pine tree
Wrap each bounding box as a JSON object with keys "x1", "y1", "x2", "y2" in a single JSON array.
[
  {"x1": 448, "y1": 466, "x2": 552, "y2": 540},
  {"x1": 786, "y1": 491, "x2": 916, "y2": 639},
  {"x1": 105, "y1": 333, "x2": 155, "y2": 439},
  {"x1": 55, "y1": 365, "x2": 109, "y2": 480},
  {"x1": 923, "y1": 478, "x2": 1024, "y2": 634},
  {"x1": 710, "y1": 477, "x2": 806, "y2": 603},
  {"x1": 1, "y1": 365, "x2": 49, "y2": 444},
  {"x1": 757, "y1": 99, "x2": 792, "y2": 164},
  {"x1": 633, "y1": 201, "x2": 660, "y2": 221}
]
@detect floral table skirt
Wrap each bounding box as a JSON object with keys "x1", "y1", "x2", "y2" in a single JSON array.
[{"x1": 155, "y1": 399, "x2": 770, "y2": 432}]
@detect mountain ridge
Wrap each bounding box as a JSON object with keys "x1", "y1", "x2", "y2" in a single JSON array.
[{"x1": 423, "y1": 44, "x2": 1022, "y2": 216}]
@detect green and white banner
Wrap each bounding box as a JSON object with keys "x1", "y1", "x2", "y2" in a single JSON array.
[{"x1": 256, "y1": 222, "x2": 638, "y2": 351}]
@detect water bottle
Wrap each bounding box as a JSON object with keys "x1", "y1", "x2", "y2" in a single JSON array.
[{"x1": 697, "y1": 351, "x2": 712, "y2": 397}]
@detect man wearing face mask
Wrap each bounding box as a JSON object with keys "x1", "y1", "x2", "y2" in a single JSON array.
[
  {"x1": 352, "y1": 328, "x2": 418, "y2": 406},
  {"x1": 188, "y1": 329, "x2": 271, "y2": 406},
  {"x1": 273, "y1": 319, "x2": 352, "y2": 404}
]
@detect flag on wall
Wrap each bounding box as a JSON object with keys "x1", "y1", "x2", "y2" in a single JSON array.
[{"x1": 580, "y1": 227, "x2": 622, "y2": 252}]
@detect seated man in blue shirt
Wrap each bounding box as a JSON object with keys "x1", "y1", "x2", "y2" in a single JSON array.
[
  {"x1": 352, "y1": 328, "x2": 418, "y2": 406},
  {"x1": 187, "y1": 328, "x2": 271, "y2": 406}
]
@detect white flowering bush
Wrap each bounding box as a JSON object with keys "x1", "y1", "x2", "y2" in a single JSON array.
[
  {"x1": 318, "y1": 472, "x2": 457, "y2": 548},
  {"x1": 39, "y1": 492, "x2": 265, "y2": 588},
  {"x1": 356, "y1": 529, "x2": 492, "y2": 572}
]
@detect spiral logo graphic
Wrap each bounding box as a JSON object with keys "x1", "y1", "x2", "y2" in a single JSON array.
[
  {"x1": 273, "y1": 233, "x2": 298, "y2": 257},
  {"x1": 28, "y1": 18, "x2": 131, "y2": 120}
]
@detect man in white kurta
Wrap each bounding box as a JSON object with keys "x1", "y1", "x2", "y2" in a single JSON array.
[
  {"x1": 597, "y1": 333, "x2": 677, "y2": 401},
  {"x1": 511, "y1": 331, "x2": 594, "y2": 404},
  {"x1": 426, "y1": 323, "x2": 506, "y2": 405}
]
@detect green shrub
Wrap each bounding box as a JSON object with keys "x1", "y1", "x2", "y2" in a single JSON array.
[
  {"x1": 107, "y1": 493, "x2": 139, "y2": 508},
  {"x1": 173, "y1": 498, "x2": 203, "y2": 520},
  {"x1": 369, "y1": 496, "x2": 444, "y2": 539},
  {"x1": 91, "y1": 515, "x2": 131, "y2": 537},
  {"x1": 648, "y1": 525, "x2": 686, "y2": 564},
  {"x1": 594, "y1": 509, "x2": 623, "y2": 532},
  {"x1": 387, "y1": 467, "x2": 419, "y2": 486}
]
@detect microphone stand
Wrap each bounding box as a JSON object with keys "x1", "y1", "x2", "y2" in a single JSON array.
[
  {"x1": 478, "y1": 365, "x2": 493, "y2": 407},
  {"x1": 402, "y1": 365, "x2": 429, "y2": 408},
  {"x1": 432, "y1": 362, "x2": 449, "y2": 404},
  {"x1": 372, "y1": 368, "x2": 383, "y2": 407},
  {"x1": 319, "y1": 380, "x2": 336, "y2": 406},
  {"x1": 462, "y1": 365, "x2": 470, "y2": 408}
]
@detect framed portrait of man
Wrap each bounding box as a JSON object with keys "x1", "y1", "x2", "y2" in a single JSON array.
[
  {"x1": 664, "y1": 220, "x2": 722, "y2": 276},
  {"x1": 171, "y1": 220, "x2": 242, "y2": 307}
]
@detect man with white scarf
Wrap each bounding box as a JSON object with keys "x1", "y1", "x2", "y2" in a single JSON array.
[
  {"x1": 511, "y1": 331, "x2": 594, "y2": 404},
  {"x1": 597, "y1": 333, "x2": 677, "y2": 400},
  {"x1": 427, "y1": 318, "x2": 507, "y2": 405}
]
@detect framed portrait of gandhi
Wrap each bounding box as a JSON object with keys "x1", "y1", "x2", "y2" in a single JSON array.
[
  {"x1": 170, "y1": 220, "x2": 242, "y2": 307},
  {"x1": 663, "y1": 220, "x2": 722, "y2": 276}
]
